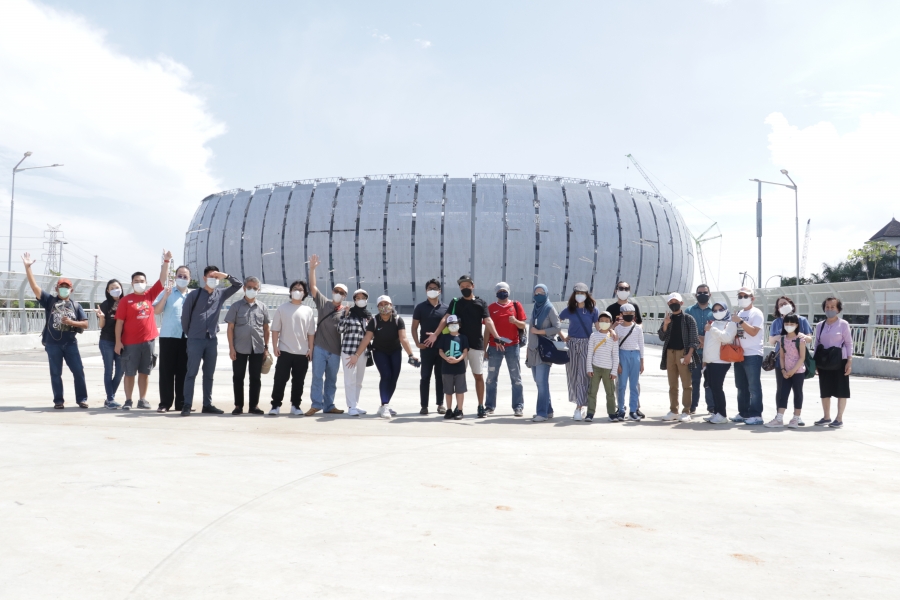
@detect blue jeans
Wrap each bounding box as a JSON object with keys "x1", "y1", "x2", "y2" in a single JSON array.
[
  {"x1": 99, "y1": 339, "x2": 123, "y2": 403},
  {"x1": 691, "y1": 359, "x2": 714, "y2": 413},
  {"x1": 184, "y1": 336, "x2": 218, "y2": 411},
  {"x1": 310, "y1": 346, "x2": 340, "y2": 411},
  {"x1": 373, "y1": 349, "x2": 402, "y2": 405},
  {"x1": 45, "y1": 341, "x2": 87, "y2": 404},
  {"x1": 617, "y1": 349, "x2": 641, "y2": 412},
  {"x1": 485, "y1": 344, "x2": 524, "y2": 411},
  {"x1": 531, "y1": 363, "x2": 553, "y2": 418},
  {"x1": 733, "y1": 354, "x2": 763, "y2": 418}
]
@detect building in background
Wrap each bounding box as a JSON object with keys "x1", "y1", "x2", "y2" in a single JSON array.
[
  {"x1": 870, "y1": 218, "x2": 900, "y2": 270},
  {"x1": 184, "y1": 173, "x2": 695, "y2": 310}
]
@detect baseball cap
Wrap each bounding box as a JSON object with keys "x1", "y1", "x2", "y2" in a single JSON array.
[
  {"x1": 495, "y1": 281, "x2": 510, "y2": 293},
  {"x1": 599, "y1": 311, "x2": 612, "y2": 320},
  {"x1": 333, "y1": 284, "x2": 348, "y2": 294},
  {"x1": 457, "y1": 274, "x2": 474, "y2": 285},
  {"x1": 666, "y1": 292, "x2": 683, "y2": 303},
  {"x1": 57, "y1": 278, "x2": 73, "y2": 288},
  {"x1": 376, "y1": 295, "x2": 392, "y2": 304},
  {"x1": 737, "y1": 286, "x2": 754, "y2": 296},
  {"x1": 352, "y1": 288, "x2": 367, "y2": 298},
  {"x1": 446, "y1": 314, "x2": 460, "y2": 324}
]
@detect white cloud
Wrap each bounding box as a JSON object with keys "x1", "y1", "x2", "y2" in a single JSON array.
[
  {"x1": 372, "y1": 30, "x2": 391, "y2": 42},
  {"x1": 414, "y1": 39, "x2": 432, "y2": 49},
  {"x1": 0, "y1": 0, "x2": 224, "y2": 279}
]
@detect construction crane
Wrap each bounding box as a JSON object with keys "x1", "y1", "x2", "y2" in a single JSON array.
[
  {"x1": 800, "y1": 219, "x2": 811, "y2": 279},
  {"x1": 625, "y1": 154, "x2": 662, "y2": 196},
  {"x1": 691, "y1": 223, "x2": 721, "y2": 287}
]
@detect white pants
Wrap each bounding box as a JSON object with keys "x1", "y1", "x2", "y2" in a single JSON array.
[{"x1": 342, "y1": 353, "x2": 366, "y2": 410}]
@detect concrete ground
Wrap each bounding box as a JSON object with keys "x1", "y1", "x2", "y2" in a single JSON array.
[{"x1": 1, "y1": 337, "x2": 899, "y2": 600}]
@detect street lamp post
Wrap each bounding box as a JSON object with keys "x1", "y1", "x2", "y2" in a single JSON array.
[
  {"x1": 8, "y1": 152, "x2": 64, "y2": 271},
  {"x1": 749, "y1": 173, "x2": 799, "y2": 289}
]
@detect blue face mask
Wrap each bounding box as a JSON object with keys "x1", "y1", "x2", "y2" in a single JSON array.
[
  {"x1": 533, "y1": 294, "x2": 547, "y2": 304},
  {"x1": 497, "y1": 291, "x2": 509, "y2": 300}
]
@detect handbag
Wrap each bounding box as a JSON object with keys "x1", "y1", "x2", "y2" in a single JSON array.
[
  {"x1": 720, "y1": 340, "x2": 744, "y2": 363},
  {"x1": 261, "y1": 351, "x2": 273, "y2": 374},
  {"x1": 537, "y1": 335, "x2": 570, "y2": 365},
  {"x1": 762, "y1": 351, "x2": 776, "y2": 371},
  {"x1": 814, "y1": 345, "x2": 843, "y2": 371}
]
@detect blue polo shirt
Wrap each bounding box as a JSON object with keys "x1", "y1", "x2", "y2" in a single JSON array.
[
  {"x1": 153, "y1": 288, "x2": 189, "y2": 338},
  {"x1": 685, "y1": 302, "x2": 714, "y2": 359}
]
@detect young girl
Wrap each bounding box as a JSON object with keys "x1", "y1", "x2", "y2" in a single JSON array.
[{"x1": 766, "y1": 314, "x2": 806, "y2": 428}]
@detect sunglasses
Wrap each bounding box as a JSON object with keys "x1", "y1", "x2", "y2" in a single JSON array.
[
  {"x1": 737, "y1": 294, "x2": 750, "y2": 299},
  {"x1": 617, "y1": 287, "x2": 630, "y2": 291}
]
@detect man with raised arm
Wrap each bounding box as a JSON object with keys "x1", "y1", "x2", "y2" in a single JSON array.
[
  {"x1": 115, "y1": 251, "x2": 171, "y2": 410},
  {"x1": 22, "y1": 252, "x2": 90, "y2": 409},
  {"x1": 305, "y1": 254, "x2": 347, "y2": 416}
]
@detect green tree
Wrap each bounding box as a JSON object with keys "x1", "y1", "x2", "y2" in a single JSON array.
[{"x1": 848, "y1": 240, "x2": 899, "y2": 280}]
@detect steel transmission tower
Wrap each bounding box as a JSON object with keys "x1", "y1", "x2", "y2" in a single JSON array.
[{"x1": 42, "y1": 224, "x2": 63, "y2": 276}]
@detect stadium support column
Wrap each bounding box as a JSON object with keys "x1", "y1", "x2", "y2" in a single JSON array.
[{"x1": 756, "y1": 180, "x2": 762, "y2": 289}]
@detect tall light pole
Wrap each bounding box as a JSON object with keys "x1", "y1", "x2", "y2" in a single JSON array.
[
  {"x1": 749, "y1": 173, "x2": 799, "y2": 289},
  {"x1": 8, "y1": 152, "x2": 64, "y2": 271}
]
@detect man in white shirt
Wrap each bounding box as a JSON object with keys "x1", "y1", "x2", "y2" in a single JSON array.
[
  {"x1": 269, "y1": 280, "x2": 316, "y2": 416},
  {"x1": 730, "y1": 286, "x2": 765, "y2": 425}
]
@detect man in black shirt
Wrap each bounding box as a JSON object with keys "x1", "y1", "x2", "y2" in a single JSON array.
[
  {"x1": 658, "y1": 292, "x2": 699, "y2": 423},
  {"x1": 411, "y1": 278, "x2": 449, "y2": 415},
  {"x1": 606, "y1": 281, "x2": 643, "y2": 325}
]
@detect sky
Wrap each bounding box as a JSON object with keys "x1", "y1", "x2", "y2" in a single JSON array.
[{"x1": 1, "y1": 0, "x2": 899, "y2": 290}]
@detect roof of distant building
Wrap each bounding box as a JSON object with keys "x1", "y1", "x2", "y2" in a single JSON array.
[{"x1": 870, "y1": 218, "x2": 900, "y2": 241}]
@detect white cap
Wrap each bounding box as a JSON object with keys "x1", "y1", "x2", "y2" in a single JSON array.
[
  {"x1": 334, "y1": 283, "x2": 348, "y2": 294},
  {"x1": 666, "y1": 292, "x2": 683, "y2": 303},
  {"x1": 620, "y1": 303, "x2": 635, "y2": 312},
  {"x1": 352, "y1": 288, "x2": 368, "y2": 298},
  {"x1": 376, "y1": 295, "x2": 392, "y2": 305},
  {"x1": 737, "y1": 286, "x2": 754, "y2": 296}
]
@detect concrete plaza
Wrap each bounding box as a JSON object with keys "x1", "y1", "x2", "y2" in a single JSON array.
[{"x1": 1, "y1": 338, "x2": 898, "y2": 599}]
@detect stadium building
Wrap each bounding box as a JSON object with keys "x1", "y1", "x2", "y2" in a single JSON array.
[{"x1": 184, "y1": 173, "x2": 695, "y2": 308}]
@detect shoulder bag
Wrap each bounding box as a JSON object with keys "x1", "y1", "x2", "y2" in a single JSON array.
[
  {"x1": 537, "y1": 335, "x2": 570, "y2": 365},
  {"x1": 813, "y1": 322, "x2": 844, "y2": 371},
  {"x1": 721, "y1": 339, "x2": 745, "y2": 363},
  {"x1": 514, "y1": 301, "x2": 528, "y2": 347}
]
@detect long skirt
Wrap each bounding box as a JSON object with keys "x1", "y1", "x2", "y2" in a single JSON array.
[{"x1": 566, "y1": 337, "x2": 591, "y2": 407}]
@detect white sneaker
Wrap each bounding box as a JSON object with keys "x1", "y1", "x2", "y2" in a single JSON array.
[
  {"x1": 290, "y1": 406, "x2": 304, "y2": 416},
  {"x1": 379, "y1": 405, "x2": 392, "y2": 419},
  {"x1": 356, "y1": 407, "x2": 367, "y2": 415},
  {"x1": 764, "y1": 416, "x2": 784, "y2": 428},
  {"x1": 348, "y1": 408, "x2": 361, "y2": 416},
  {"x1": 573, "y1": 408, "x2": 584, "y2": 421},
  {"x1": 744, "y1": 416, "x2": 764, "y2": 425},
  {"x1": 663, "y1": 411, "x2": 680, "y2": 421},
  {"x1": 532, "y1": 415, "x2": 547, "y2": 422},
  {"x1": 708, "y1": 413, "x2": 728, "y2": 424},
  {"x1": 679, "y1": 413, "x2": 692, "y2": 422},
  {"x1": 703, "y1": 415, "x2": 712, "y2": 422},
  {"x1": 786, "y1": 416, "x2": 801, "y2": 429},
  {"x1": 268, "y1": 406, "x2": 280, "y2": 415}
]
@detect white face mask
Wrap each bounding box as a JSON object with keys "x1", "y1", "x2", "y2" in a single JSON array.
[
  {"x1": 738, "y1": 297, "x2": 752, "y2": 309},
  {"x1": 575, "y1": 294, "x2": 586, "y2": 303},
  {"x1": 713, "y1": 310, "x2": 727, "y2": 320},
  {"x1": 778, "y1": 304, "x2": 793, "y2": 316},
  {"x1": 109, "y1": 288, "x2": 122, "y2": 298},
  {"x1": 355, "y1": 299, "x2": 367, "y2": 308},
  {"x1": 175, "y1": 278, "x2": 189, "y2": 289},
  {"x1": 784, "y1": 325, "x2": 797, "y2": 333},
  {"x1": 245, "y1": 288, "x2": 258, "y2": 299},
  {"x1": 332, "y1": 293, "x2": 345, "y2": 303},
  {"x1": 206, "y1": 277, "x2": 220, "y2": 289},
  {"x1": 133, "y1": 282, "x2": 146, "y2": 294},
  {"x1": 598, "y1": 322, "x2": 610, "y2": 331},
  {"x1": 617, "y1": 290, "x2": 630, "y2": 300},
  {"x1": 448, "y1": 324, "x2": 460, "y2": 333},
  {"x1": 426, "y1": 289, "x2": 441, "y2": 299},
  {"x1": 291, "y1": 290, "x2": 304, "y2": 301}
]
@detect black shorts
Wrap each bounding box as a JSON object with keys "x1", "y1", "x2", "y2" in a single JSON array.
[
  {"x1": 818, "y1": 360, "x2": 850, "y2": 398},
  {"x1": 442, "y1": 373, "x2": 467, "y2": 395}
]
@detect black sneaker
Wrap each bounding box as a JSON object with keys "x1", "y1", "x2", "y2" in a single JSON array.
[
  {"x1": 419, "y1": 407, "x2": 429, "y2": 415},
  {"x1": 477, "y1": 405, "x2": 486, "y2": 418},
  {"x1": 180, "y1": 409, "x2": 190, "y2": 416},
  {"x1": 444, "y1": 409, "x2": 455, "y2": 420},
  {"x1": 828, "y1": 420, "x2": 843, "y2": 429},
  {"x1": 608, "y1": 413, "x2": 617, "y2": 422},
  {"x1": 53, "y1": 403, "x2": 64, "y2": 410},
  {"x1": 585, "y1": 413, "x2": 594, "y2": 422},
  {"x1": 249, "y1": 407, "x2": 264, "y2": 415},
  {"x1": 636, "y1": 409, "x2": 645, "y2": 419},
  {"x1": 232, "y1": 407, "x2": 243, "y2": 415},
  {"x1": 453, "y1": 409, "x2": 463, "y2": 420},
  {"x1": 814, "y1": 417, "x2": 832, "y2": 426},
  {"x1": 629, "y1": 411, "x2": 642, "y2": 421},
  {"x1": 202, "y1": 405, "x2": 224, "y2": 414},
  {"x1": 122, "y1": 399, "x2": 133, "y2": 411}
]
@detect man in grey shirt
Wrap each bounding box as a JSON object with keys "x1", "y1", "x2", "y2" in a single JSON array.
[
  {"x1": 225, "y1": 276, "x2": 270, "y2": 415},
  {"x1": 306, "y1": 254, "x2": 347, "y2": 415},
  {"x1": 180, "y1": 265, "x2": 243, "y2": 416}
]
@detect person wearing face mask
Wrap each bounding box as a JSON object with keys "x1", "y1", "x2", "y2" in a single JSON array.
[
  {"x1": 352, "y1": 296, "x2": 419, "y2": 418},
  {"x1": 411, "y1": 279, "x2": 449, "y2": 415},
  {"x1": 484, "y1": 281, "x2": 527, "y2": 417},
  {"x1": 606, "y1": 282, "x2": 643, "y2": 325},
  {"x1": 525, "y1": 284, "x2": 561, "y2": 422},
  {"x1": 613, "y1": 304, "x2": 645, "y2": 420},
  {"x1": 339, "y1": 290, "x2": 373, "y2": 416},
  {"x1": 729, "y1": 287, "x2": 765, "y2": 425},
  {"x1": 225, "y1": 276, "x2": 270, "y2": 415},
  {"x1": 700, "y1": 302, "x2": 737, "y2": 424},
  {"x1": 438, "y1": 314, "x2": 469, "y2": 420},
  {"x1": 269, "y1": 280, "x2": 317, "y2": 415},
  {"x1": 559, "y1": 283, "x2": 602, "y2": 421},
  {"x1": 814, "y1": 297, "x2": 853, "y2": 429},
  {"x1": 96, "y1": 278, "x2": 125, "y2": 409},
  {"x1": 22, "y1": 252, "x2": 90, "y2": 409},
  {"x1": 306, "y1": 254, "x2": 348, "y2": 416},
  {"x1": 685, "y1": 284, "x2": 715, "y2": 415},
  {"x1": 658, "y1": 293, "x2": 700, "y2": 422},
  {"x1": 115, "y1": 251, "x2": 172, "y2": 410},
  {"x1": 769, "y1": 296, "x2": 812, "y2": 420},
  {"x1": 766, "y1": 314, "x2": 807, "y2": 428},
  {"x1": 179, "y1": 265, "x2": 243, "y2": 416},
  {"x1": 585, "y1": 312, "x2": 619, "y2": 422},
  {"x1": 152, "y1": 265, "x2": 192, "y2": 412}
]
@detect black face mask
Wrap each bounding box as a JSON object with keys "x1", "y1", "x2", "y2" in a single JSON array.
[
  {"x1": 460, "y1": 288, "x2": 473, "y2": 298},
  {"x1": 697, "y1": 293, "x2": 710, "y2": 304},
  {"x1": 496, "y1": 291, "x2": 509, "y2": 300},
  {"x1": 623, "y1": 314, "x2": 634, "y2": 322},
  {"x1": 668, "y1": 303, "x2": 681, "y2": 312}
]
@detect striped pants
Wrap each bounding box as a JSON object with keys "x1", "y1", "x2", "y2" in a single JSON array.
[{"x1": 566, "y1": 337, "x2": 591, "y2": 407}]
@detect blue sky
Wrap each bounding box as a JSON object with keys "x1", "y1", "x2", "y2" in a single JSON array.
[{"x1": 2, "y1": 0, "x2": 898, "y2": 290}]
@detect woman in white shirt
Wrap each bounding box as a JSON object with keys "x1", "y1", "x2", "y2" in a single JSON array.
[{"x1": 702, "y1": 302, "x2": 737, "y2": 424}]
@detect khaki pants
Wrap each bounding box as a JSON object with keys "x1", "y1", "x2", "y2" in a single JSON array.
[
  {"x1": 587, "y1": 366, "x2": 616, "y2": 415},
  {"x1": 666, "y1": 349, "x2": 692, "y2": 414}
]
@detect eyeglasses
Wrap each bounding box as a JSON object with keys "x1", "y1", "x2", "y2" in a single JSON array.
[
  {"x1": 737, "y1": 294, "x2": 750, "y2": 299},
  {"x1": 617, "y1": 287, "x2": 629, "y2": 291}
]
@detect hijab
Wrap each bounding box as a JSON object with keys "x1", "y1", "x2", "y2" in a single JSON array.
[
  {"x1": 532, "y1": 283, "x2": 551, "y2": 327},
  {"x1": 712, "y1": 303, "x2": 730, "y2": 322},
  {"x1": 349, "y1": 299, "x2": 372, "y2": 321}
]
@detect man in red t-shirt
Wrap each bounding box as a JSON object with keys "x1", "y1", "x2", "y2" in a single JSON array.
[
  {"x1": 485, "y1": 281, "x2": 527, "y2": 416},
  {"x1": 115, "y1": 250, "x2": 171, "y2": 410}
]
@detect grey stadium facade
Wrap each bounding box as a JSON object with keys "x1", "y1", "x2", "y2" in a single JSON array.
[{"x1": 183, "y1": 173, "x2": 695, "y2": 308}]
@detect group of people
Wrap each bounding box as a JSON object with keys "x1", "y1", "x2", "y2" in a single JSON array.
[{"x1": 22, "y1": 251, "x2": 853, "y2": 428}]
